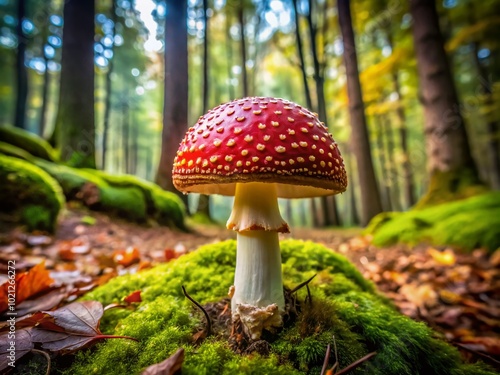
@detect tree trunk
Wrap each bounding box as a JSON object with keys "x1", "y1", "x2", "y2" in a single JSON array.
[
  {"x1": 39, "y1": 48, "x2": 50, "y2": 137},
  {"x1": 196, "y1": 0, "x2": 211, "y2": 218},
  {"x1": 338, "y1": 0, "x2": 383, "y2": 225},
  {"x1": 237, "y1": 2, "x2": 248, "y2": 97},
  {"x1": 55, "y1": 0, "x2": 96, "y2": 168},
  {"x1": 392, "y1": 72, "x2": 415, "y2": 207},
  {"x1": 14, "y1": 0, "x2": 28, "y2": 130},
  {"x1": 291, "y1": 0, "x2": 312, "y2": 110},
  {"x1": 467, "y1": 2, "x2": 500, "y2": 189},
  {"x1": 156, "y1": 0, "x2": 188, "y2": 205},
  {"x1": 410, "y1": 0, "x2": 482, "y2": 206},
  {"x1": 374, "y1": 116, "x2": 392, "y2": 211},
  {"x1": 121, "y1": 100, "x2": 130, "y2": 174},
  {"x1": 225, "y1": 8, "x2": 234, "y2": 99},
  {"x1": 102, "y1": 0, "x2": 117, "y2": 170},
  {"x1": 381, "y1": 115, "x2": 402, "y2": 211}
]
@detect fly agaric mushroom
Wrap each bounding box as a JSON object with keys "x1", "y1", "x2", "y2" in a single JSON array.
[{"x1": 172, "y1": 97, "x2": 347, "y2": 339}]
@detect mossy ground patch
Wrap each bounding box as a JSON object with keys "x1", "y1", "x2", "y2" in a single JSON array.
[{"x1": 66, "y1": 240, "x2": 494, "y2": 375}]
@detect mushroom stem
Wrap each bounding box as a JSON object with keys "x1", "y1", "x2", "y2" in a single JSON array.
[{"x1": 228, "y1": 182, "x2": 287, "y2": 340}]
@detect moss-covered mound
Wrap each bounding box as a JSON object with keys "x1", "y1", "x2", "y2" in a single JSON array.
[
  {"x1": 0, "y1": 154, "x2": 64, "y2": 232},
  {"x1": 64, "y1": 240, "x2": 493, "y2": 375},
  {"x1": 366, "y1": 192, "x2": 500, "y2": 252},
  {"x1": 0, "y1": 141, "x2": 186, "y2": 229},
  {"x1": 84, "y1": 170, "x2": 186, "y2": 229},
  {"x1": 0, "y1": 125, "x2": 58, "y2": 162}
]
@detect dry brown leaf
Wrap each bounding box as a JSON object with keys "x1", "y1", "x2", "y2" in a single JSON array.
[{"x1": 0, "y1": 262, "x2": 54, "y2": 313}]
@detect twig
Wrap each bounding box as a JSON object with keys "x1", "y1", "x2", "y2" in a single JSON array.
[
  {"x1": 335, "y1": 351, "x2": 377, "y2": 375},
  {"x1": 181, "y1": 285, "x2": 212, "y2": 337},
  {"x1": 31, "y1": 349, "x2": 51, "y2": 375},
  {"x1": 332, "y1": 335, "x2": 339, "y2": 370},
  {"x1": 289, "y1": 274, "x2": 317, "y2": 294},
  {"x1": 320, "y1": 344, "x2": 331, "y2": 375},
  {"x1": 305, "y1": 284, "x2": 313, "y2": 305}
]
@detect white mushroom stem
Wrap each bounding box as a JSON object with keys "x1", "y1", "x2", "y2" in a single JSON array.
[{"x1": 227, "y1": 182, "x2": 287, "y2": 340}]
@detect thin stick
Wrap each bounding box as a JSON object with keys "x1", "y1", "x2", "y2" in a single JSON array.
[
  {"x1": 320, "y1": 344, "x2": 331, "y2": 375},
  {"x1": 335, "y1": 351, "x2": 377, "y2": 375},
  {"x1": 31, "y1": 349, "x2": 51, "y2": 375},
  {"x1": 289, "y1": 274, "x2": 317, "y2": 294},
  {"x1": 182, "y1": 285, "x2": 212, "y2": 337},
  {"x1": 332, "y1": 335, "x2": 339, "y2": 369},
  {"x1": 306, "y1": 284, "x2": 312, "y2": 305}
]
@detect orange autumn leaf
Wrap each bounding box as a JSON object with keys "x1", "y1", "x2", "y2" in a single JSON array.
[
  {"x1": 113, "y1": 247, "x2": 141, "y2": 267},
  {"x1": 124, "y1": 290, "x2": 142, "y2": 304},
  {"x1": 0, "y1": 262, "x2": 54, "y2": 313}
]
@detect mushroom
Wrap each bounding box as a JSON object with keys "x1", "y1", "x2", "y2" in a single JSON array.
[{"x1": 172, "y1": 97, "x2": 347, "y2": 340}]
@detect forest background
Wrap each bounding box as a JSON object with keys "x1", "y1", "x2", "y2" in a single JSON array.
[{"x1": 1, "y1": 0, "x2": 499, "y2": 228}]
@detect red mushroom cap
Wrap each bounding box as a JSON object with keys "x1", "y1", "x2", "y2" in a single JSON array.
[{"x1": 172, "y1": 97, "x2": 347, "y2": 198}]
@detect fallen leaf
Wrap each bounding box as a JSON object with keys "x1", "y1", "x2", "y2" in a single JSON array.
[
  {"x1": 113, "y1": 247, "x2": 141, "y2": 267},
  {"x1": 459, "y1": 336, "x2": 500, "y2": 355},
  {"x1": 124, "y1": 290, "x2": 142, "y2": 304},
  {"x1": 0, "y1": 328, "x2": 34, "y2": 372},
  {"x1": 141, "y1": 348, "x2": 184, "y2": 375},
  {"x1": 0, "y1": 262, "x2": 54, "y2": 313},
  {"x1": 10, "y1": 288, "x2": 66, "y2": 318},
  {"x1": 427, "y1": 247, "x2": 456, "y2": 266},
  {"x1": 31, "y1": 301, "x2": 136, "y2": 354}
]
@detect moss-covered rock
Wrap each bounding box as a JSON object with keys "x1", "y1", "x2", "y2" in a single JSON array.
[
  {"x1": 0, "y1": 126, "x2": 58, "y2": 162},
  {"x1": 64, "y1": 240, "x2": 493, "y2": 375},
  {"x1": 366, "y1": 192, "x2": 500, "y2": 252},
  {"x1": 0, "y1": 154, "x2": 64, "y2": 232}
]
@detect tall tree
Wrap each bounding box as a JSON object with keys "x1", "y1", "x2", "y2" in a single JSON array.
[
  {"x1": 55, "y1": 0, "x2": 96, "y2": 168},
  {"x1": 156, "y1": 0, "x2": 189, "y2": 205},
  {"x1": 338, "y1": 0, "x2": 383, "y2": 225},
  {"x1": 291, "y1": 0, "x2": 312, "y2": 109},
  {"x1": 196, "y1": 0, "x2": 211, "y2": 218},
  {"x1": 237, "y1": 1, "x2": 249, "y2": 96},
  {"x1": 410, "y1": 0, "x2": 482, "y2": 205},
  {"x1": 102, "y1": 0, "x2": 117, "y2": 170},
  {"x1": 14, "y1": 0, "x2": 28, "y2": 130}
]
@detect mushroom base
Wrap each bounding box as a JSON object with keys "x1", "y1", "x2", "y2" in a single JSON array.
[{"x1": 231, "y1": 230, "x2": 285, "y2": 340}]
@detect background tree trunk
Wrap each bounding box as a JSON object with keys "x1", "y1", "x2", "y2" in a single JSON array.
[
  {"x1": 55, "y1": 0, "x2": 96, "y2": 168},
  {"x1": 102, "y1": 0, "x2": 117, "y2": 170},
  {"x1": 196, "y1": 0, "x2": 211, "y2": 218},
  {"x1": 14, "y1": 0, "x2": 28, "y2": 130},
  {"x1": 156, "y1": 0, "x2": 188, "y2": 206},
  {"x1": 410, "y1": 0, "x2": 482, "y2": 206},
  {"x1": 338, "y1": 0, "x2": 383, "y2": 225},
  {"x1": 237, "y1": 2, "x2": 248, "y2": 97},
  {"x1": 291, "y1": 0, "x2": 312, "y2": 109}
]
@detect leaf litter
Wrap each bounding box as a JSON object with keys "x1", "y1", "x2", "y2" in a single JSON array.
[{"x1": 0, "y1": 208, "x2": 499, "y2": 370}]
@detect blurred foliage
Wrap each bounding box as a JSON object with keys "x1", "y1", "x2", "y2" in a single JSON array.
[{"x1": 0, "y1": 0, "x2": 499, "y2": 226}]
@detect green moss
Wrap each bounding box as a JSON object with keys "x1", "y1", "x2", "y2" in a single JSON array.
[
  {"x1": 0, "y1": 155, "x2": 64, "y2": 232},
  {"x1": 83, "y1": 170, "x2": 186, "y2": 230},
  {"x1": 415, "y1": 168, "x2": 487, "y2": 209},
  {"x1": 0, "y1": 141, "x2": 35, "y2": 162},
  {"x1": 0, "y1": 125, "x2": 58, "y2": 162},
  {"x1": 63, "y1": 240, "x2": 493, "y2": 375},
  {"x1": 366, "y1": 192, "x2": 500, "y2": 252}
]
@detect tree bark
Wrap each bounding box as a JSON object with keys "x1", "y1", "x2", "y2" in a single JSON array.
[
  {"x1": 381, "y1": 115, "x2": 402, "y2": 211},
  {"x1": 338, "y1": 0, "x2": 383, "y2": 225},
  {"x1": 55, "y1": 0, "x2": 96, "y2": 168},
  {"x1": 225, "y1": 8, "x2": 234, "y2": 99},
  {"x1": 102, "y1": 0, "x2": 117, "y2": 170},
  {"x1": 39, "y1": 0, "x2": 51, "y2": 137},
  {"x1": 291, "y1": 0, "x2": 312, "y2": 109},
  {"x1": 156, "y1": 0, "x2": 188, "y2": 205},
  {"x1": 410, "y1": 0, "x2": 481, "y2": 206},
  {"x1": 374, "y1": 116, "x2": 392, "y2": 212},
  {"x1": 196, "y1": 0, "x2": 211, "y2": 218},
  {"x1": 14, "y1": 0, "x2": 28, "y2": 130},
  {"x1": 237, "y1": 2, "x2": 248, "y2": 97}
]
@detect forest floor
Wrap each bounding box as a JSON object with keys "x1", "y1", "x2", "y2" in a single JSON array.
[{"x1": 1, "y1": 206, "x2": 499, "y2": 370}]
